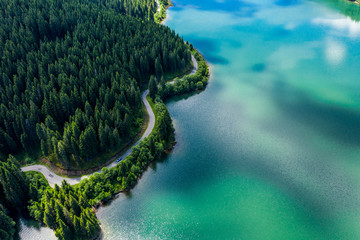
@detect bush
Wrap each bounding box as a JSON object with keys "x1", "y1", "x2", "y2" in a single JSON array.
[{"x1": 196, "y1": 81, "x2": 204, "y2": 89}]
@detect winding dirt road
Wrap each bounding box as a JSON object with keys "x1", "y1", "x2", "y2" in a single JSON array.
[{"x1": 21, "y1": 56, "x2": 198, "y2": 187}]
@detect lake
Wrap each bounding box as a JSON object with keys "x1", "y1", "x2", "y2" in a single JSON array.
[{"x1": 21, "y1": 0, "x2": 360, "y2": 239}]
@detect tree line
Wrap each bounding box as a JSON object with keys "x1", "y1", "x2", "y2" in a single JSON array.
[{"x1": 155, "y1": 47, "x2": 210, "y2": 99}]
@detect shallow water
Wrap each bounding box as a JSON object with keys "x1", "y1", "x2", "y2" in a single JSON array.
[{"x1": 21, "y1": 0, "x2": 360, "y2": 239}]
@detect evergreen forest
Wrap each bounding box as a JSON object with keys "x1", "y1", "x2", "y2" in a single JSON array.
[
  {"x1": 0, "y1": 0, "x2": 191, "y2": 169},
  {"x1": 0, "y1": 0, "x2": 210, "y2": 239}
]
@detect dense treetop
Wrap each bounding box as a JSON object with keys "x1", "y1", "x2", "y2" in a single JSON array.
[
  {"x1": 0, "y1": 204, "x2": 15, "y2": 240},
  {"x1": 0, "y1": 0, "x2": 191, "y2": 168}
]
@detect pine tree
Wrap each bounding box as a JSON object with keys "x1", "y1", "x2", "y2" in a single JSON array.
[
  {"x1": 148, "y1": 75, "x2": 158, "y2": 99},
  {"x1": 73, "y1": 215, "x2": 81, "y2": 234},
  {"x1": 79, "y1": 126, "x2": 99, "y2": 159},
  {"x1": 155, "y1": 57, "x2": 163, "y2": 78},
  {"x1": 55, "y1": 219, "x2": 72, "y2": 240},
  {"x1": 69, "y1": 195, "x2": 81, "y2": 216},
  {"x1": 43, "y1": 204, "x2": 56, "y2": 229},
  {"x1": 112, "y1": 129, "x2": 121, "y2": 150},
  {"x1": 0, "y1": 157, "x2": 29, "y2": 211},
  {"x1": 0, "y1": 205, "x2": 15, "y2": 240}
]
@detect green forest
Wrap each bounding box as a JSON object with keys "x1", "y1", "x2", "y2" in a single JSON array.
[
  {"x1": 0, "y1": 0, "x2": 209, "y2": 239},
  {"x1": 0, "y1": 0, "x2": 191, "y2": 169}
]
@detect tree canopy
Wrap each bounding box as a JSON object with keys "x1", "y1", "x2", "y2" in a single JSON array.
[{"x1": 0, "y1": 0, "x2": 191, "y2": 169}]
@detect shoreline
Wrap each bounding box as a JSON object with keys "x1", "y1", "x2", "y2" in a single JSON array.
[
  {"x1": 160, "y1": 0, "x2": 174, "y2": 24},
  {"x1": 95, "y1": 46, "x2": 209, "y2": 208},
  {"x1": 11, "y1": 0, "x2": 212, "y2": 238},
  {"x1": 21, "y1": 48, "x2": 208, "y2": 186},
  {"x1": 20, "y1": 2, "x2": 210, "y2": 239},
  {"x1": 156, "y1": 0, "x2": 174, "y2": 24}
]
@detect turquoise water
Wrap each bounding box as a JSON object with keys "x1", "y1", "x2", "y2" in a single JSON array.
[
  {"x1": 97, "y1": 0, "x2": 360, "y2": 239},
  {"x1": 21, "y1": 0, "x2": 360, "y2": 239}
]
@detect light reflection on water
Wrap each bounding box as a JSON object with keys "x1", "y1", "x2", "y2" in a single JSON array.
[{"x1": 96, "y1": 0, "x2": 360, "y2": 239}]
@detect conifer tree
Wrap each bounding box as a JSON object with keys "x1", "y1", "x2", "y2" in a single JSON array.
[
  {"x1": 43, "y1": 204, "x2": 56, "y2": 229},
  {"x1": 149, "y1": 76, "x2": 158, "y2": 99},
  {"x1": 79, "y1": 126, "x2": 98, "y2": 158},
  {"x1": 0, "y1": 156, "x2": 29, "y2": 211},
  {"x1": 0, "y1": 204, "x2": 15, "y2": 240},
  {"x1": 55, "y1": 219, "x2": 72, "y2": 240}
]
